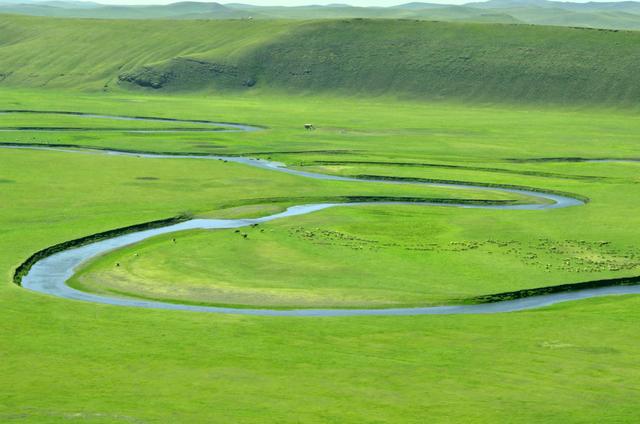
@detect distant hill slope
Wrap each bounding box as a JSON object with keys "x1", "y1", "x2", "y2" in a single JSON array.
[
  {"x1": 2, "y1": 0, "x2": 640, "y2": 30},
  {"x1": 0, "y1": 1, "x2": 258, "y2": 19},
  {"x1": 0, "y1": 15, "x2": 639, "y2": 105}
]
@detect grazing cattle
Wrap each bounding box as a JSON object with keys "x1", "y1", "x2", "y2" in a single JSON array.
[{"x1": 304, "y1": 124, "x2": 315, "y2": 130}]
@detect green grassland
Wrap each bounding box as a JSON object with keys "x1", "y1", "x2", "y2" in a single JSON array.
[
  {"x1": 1, "y1": 16, "x2": 640, "y2": 104},
  {"x1": 4, "y1": 0, "x2": 640, "y2": 31},
  {"x1": 0, "y1": 111, "x2": 224, "y2": 131},
  {"x1": 2, "y1": 88, "x2": 639, "y2": 161},
  {"x1": 68, "y1": 186, "x2": 640, "y2": 308},
  {"x1": 1, "y1": 87, "x2": 640, "y2": 421},
  {"x1": 2, "y1": 13, "x2": 640, "y2": 422},
  {"x1": 63, "y1": 95, "x2": 640, "y2": 309}
]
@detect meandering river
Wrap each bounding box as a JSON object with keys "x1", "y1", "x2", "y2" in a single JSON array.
[{"x1": 5, "y1": 111, "x2": 640, "y2": 316}]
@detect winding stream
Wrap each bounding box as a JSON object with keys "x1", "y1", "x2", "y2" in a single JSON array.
[
  {"x1": 5, "y1": 111, "x2": 640, "y2": 316},
  {"x1": 0, "y1": 110, "x2": 262, "y2": 133}
]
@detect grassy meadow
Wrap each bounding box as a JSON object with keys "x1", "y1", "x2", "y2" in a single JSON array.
[
  {"x1": 1, "y1": 13, "x2": 640, "y2": 423},
  {"x1": 1, "y1": 87, "x2": 640, "y2": 422}
]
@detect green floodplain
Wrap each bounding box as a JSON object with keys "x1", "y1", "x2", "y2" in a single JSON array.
[{"x1": 1, "y1": 14, "x2": 640, "y2": 423}]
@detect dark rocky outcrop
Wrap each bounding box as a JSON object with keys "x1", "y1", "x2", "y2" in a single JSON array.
[{"x1": 118, "y1": 57, "x2": 256, "y2": 90}]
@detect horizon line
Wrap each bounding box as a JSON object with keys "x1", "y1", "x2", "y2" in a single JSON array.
[{"x1": 6, "y1": 0, "x2": 639, "y2": 7}]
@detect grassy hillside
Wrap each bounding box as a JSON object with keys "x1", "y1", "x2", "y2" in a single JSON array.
[
  {"x1": 0, "y1": 1, "x2": 259, "y2": 19},
  {"x1": 236, "y1": 20, "x2": 640, "y2": 104},
  {"x1": 1, "y1": 15, "x2": 639, "y2": 104},
  {"x1": 3, "y1": 1, "x2": 640, "y2": 30},
  {"x1": 501, "y1": 6, "x2": 640, "y2": 29},
  {"x1": 0, "y1": 16, "x2": 302, "y2": 90}
]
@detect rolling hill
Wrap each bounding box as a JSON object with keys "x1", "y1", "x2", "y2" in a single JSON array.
[
  {"x1": 0, "y1": 15, "x2": 639, "y2": 105},
  {"x1": 0, "y1": 1, "x2": 258, "y2": 19},
  {"x1": 2, "y1": 0, "x2": 640, "y2": 30}
]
